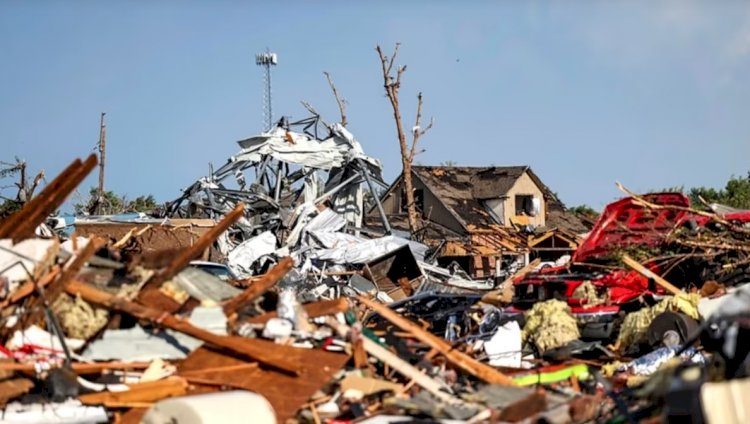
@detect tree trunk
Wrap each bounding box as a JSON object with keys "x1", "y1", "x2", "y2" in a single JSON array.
[{"x1": 388, "y1": 95, "x2": 420, "y2": 235}]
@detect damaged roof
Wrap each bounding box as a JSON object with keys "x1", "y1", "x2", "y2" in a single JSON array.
[
  {"x1": 411, "y1": 166, "x2": 537, "y2": 230},
  {"x1": 414, "y1": 166, "x2": 528, "y2": 199},
  {"x1": 401, "y1": 166, "x2": 589, "y2": 234},
  {"x1": 545, "y1": 208, "x2": 591, "y2": 234}
]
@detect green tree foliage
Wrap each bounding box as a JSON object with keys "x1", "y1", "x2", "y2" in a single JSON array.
[
  {"x1": 569, "y1": 204, "x2": 599, "y2": 218},
  {"x1": 656, "y1": 172, "x2": 750, "y2": 210},
  {"x1": 128, "y1": 195, "x2": 158, "y2": 212},
  {"x1": 688, "y1": 174, "x2": 750, "y2": 209},
  {"x1": 0, "y1": 199, "x2": 22, "y2": 219},
  {"x1": 75, "y1": 187, "x2": 158, "y2": 215}
]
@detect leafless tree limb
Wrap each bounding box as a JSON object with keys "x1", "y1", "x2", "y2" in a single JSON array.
[
  {"x1": 376, "y1": 43, "x2": 433, "y2": 236},
  {"x1": 409, "y1": 92, "x2": 434, "y2": 163},
  {"x1": 388, "y1": 43, "x2": 400, "y2": 76},
  {"x1": 396, "y1": 65, "x2": 406, "y2": 87},
  {"x1": 323, "y1": 72, "x2": 347, "y2": 127}
]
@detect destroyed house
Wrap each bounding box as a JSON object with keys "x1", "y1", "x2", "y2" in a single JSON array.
[{"x1": 370, "y1": 166, "x2": 588, "y2": 278}]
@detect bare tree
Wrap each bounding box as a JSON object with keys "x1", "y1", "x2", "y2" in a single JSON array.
[
  {"x1": 324, "y1": 72, "x2": 347, "y2": 127},
  {"x1": 376, "y1": 43, "x2": 433, "y2": 236},
  {"x1": 0, "y1": 158, "x2": 44, "y2": 203}
]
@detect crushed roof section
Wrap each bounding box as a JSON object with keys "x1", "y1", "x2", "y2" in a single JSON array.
[
  {"x1": 544, "y1": 208, "x2": 591, "y2": 234},
  {"x1": 412, "y1": 166, "x2": 531, "y2": 229}
]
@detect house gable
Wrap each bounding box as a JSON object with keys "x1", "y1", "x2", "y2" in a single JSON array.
[
  {"x1": 376, "y1": 172, "x2": 468, "y2": 235},
  {"x1": 505, "y1": 170, "x2": 547, "y2": 227},
  {"x1": 374, "y1": 165, "x2": 587, "y2": 234}
]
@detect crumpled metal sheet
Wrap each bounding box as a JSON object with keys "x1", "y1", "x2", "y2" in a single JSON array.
[
  {"x1": 81, "y1": 325, "x2": 202, "y2": 362},
  {"x1": 623, "y1": 346, "x2": 706, "y2": 376},
  {"x1": 303, "y1": 208, "x2": 347, "y2": 234},
  {"x1": 226, "y1": 231, "x2": 277, "y2": 278},
  {"x1": 173, "y1": 267, "x2": 242, "y2": 303},
  {"x1": 699, "y1": 283, "x2": 750, "y2": 319},
  {"x1": 309, "y1": 234, "x2": 428, "y2": 264},
  {"x1": 234, "y1": 125, "x2": 382, "y2": 171}
]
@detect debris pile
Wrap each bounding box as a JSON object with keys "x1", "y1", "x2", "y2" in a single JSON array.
[{"x1": 1, "y1": 120, "x2": 750, "y2": 423}]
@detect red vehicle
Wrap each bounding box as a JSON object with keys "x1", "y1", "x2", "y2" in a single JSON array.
[{"x1": 510, "y1": 193, "x2": 750, "y2": 339}]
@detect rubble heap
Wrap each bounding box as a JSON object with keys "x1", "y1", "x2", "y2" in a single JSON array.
[{"x1": 0, "y1": 121, "x2": 750, "y2": 423}]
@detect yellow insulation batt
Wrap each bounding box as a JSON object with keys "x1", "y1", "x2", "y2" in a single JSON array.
[
  {"x1": 522, "y1": 299, "x2": 581, "y2": 352},
  {"x1": 52, "y1": 293, "x2": 109, "y2": 340},
  {"x1": 571, "y1": 281, "x2": 607, "y2": 307},
  {"x1": 615, "y1": 293, "x2": 700, "y2": 350}
]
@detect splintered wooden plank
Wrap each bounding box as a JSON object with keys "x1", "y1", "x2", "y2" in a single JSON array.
[
  {"x1": 223, "y1": 257, "x2": 294, "y2": 318},
  {"x1": 0, "y1": 265, "x2": 60, "y2": 308},
  {"x1": 177, "y1": 346, "x2": 350, "y2": 423},
  {"x1": 78, "y1": 376, "x2": 188, "y2": 406},
  {"x1": 0, "y1": 378, "x2": 34, "y2": 406},
  {"x1": 12, "y1": 155, "x2": 98, "y2": 242},
  {"x1": 361, "y1": 337, "x2": 461, "y2": 405},
  {"x1": 622, "y1": 255, "x2": 682, "y2": 296},
  {"x1": 481, "y1": 258, "x2": 541, "y2": 305},
  {"x1": 136, "y1": 203, "x2": 246, "y2": 313},
  {"x1": 359, "y1": 295, "x2": 516, "y2": 386},
  {"x1": 0, "y1": 157, "x2": 84, "y2": 238},
  {"x1": 0, "y1": 361, "x2": 150, "y2": 374},
  {"x1": 65, "y1": 279, "x2": 304, "y2": 375}
]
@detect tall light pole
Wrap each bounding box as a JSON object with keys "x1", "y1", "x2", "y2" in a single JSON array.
[{"x1": 255, "y1": 49, "x2": 277, "y2": 131}]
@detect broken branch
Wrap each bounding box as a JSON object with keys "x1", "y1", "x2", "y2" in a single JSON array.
[
  {"x1": 409, "y1": 92, "x2": 433, "y2": 163},
  {"x1": 324, "y1": 72, "x2": 347, "y2": 127}
]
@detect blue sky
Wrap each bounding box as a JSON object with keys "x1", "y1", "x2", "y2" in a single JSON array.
[{"x1": 2, "y1": 1, "x2": 749, "y2": 212}]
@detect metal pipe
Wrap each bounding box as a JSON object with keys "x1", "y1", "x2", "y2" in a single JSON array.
[
  {"x1": 274, "y1": 161, "x2": 284, "y2": 201},
  {"x1": 313, "y1": 173, "x2": 362, "y2": 204},
  {"x1": 357, "y1": 158, "x2": 391, "y2": 235},
  {"x1": 313, "y1": 173, "x2": 361, "y2": 205}
]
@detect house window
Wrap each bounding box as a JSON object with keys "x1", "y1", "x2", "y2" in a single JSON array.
[
  {"x1": 401, "y1": 188, "x2": 424, "y2": 215},
  {"x1": 483, "y1": 198, "x2": 505, "y2": 225},
  {"x1": 515, "y1": 194, "x2": 539, "y2": 216}
]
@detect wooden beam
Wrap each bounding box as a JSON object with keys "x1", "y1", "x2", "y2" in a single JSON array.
[
  {"x1": 136, "y1": 203, "x2": 246, "y2": 311},
  {"x1": 0, "y1": 157, "x2": 84, "y2": 238},
  {"x1": 0, "y1": 266, "x2": 60, "y2": 308},
  {"x1": 11, "y1": 155, "x2": 97, "y2": 242},
  {"x1": 223, "y1": 257, "x2": 294, "y2": 318},
  {"x1": 144, "y1": 203, "x2": 246, "y2": 290},
  {"x1": 481, "y1": 258, "x2": 541, "y2": 306},
  {"x1": 65, "y1": 279, "x2": 304, "y2": 376},
  {"x1": 178, "y1": 363, "x2": 259, "y2": 376},
  {"x1": 622, "y1": 255, "x2": 682, "y2": 296},
  {"x1": 78, "y1": 376, "x2": 188, "y2": 406},
  {"x1": 0, "y1": 378, "x2": 34, "y2": 406},
  {"x1": 0, "y1": 361, "x2": 151, "y2": 374},
  {"x1": 362, "y1": 337, "x2": 463, "y2": 405},
  {"x1": 358, "y1": 296, "x2": 516, "y2": 386}
]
